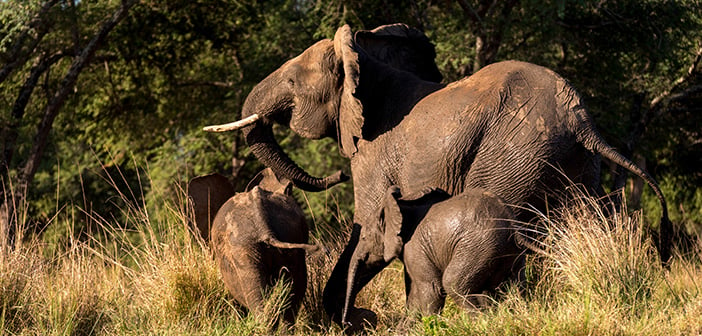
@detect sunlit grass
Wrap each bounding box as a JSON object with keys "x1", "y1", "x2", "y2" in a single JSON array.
[
  {"x1": 1, "y1": 174, "x2": 701, "y2": 335},
  {"x1": 406, "y1": 192, "x2": 702, "y2": 336}
]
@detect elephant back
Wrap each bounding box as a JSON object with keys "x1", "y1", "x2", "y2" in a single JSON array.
[{"x1": 251, "y1": 187, "x2": 309, "y2": 246}]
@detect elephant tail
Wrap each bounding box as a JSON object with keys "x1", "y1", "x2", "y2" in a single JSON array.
[
  {"x1": 263, "y1": 236, "x2": 320, "y2": 254},
  {"x1": 582, "y1": 134, "x2": 672, "y2": 266}
]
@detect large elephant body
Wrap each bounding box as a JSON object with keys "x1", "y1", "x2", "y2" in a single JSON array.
[
  {"x1": 204, "y1": 24, "x2": 671, "y2": 326},
  {"x1": 351, "y1": 60, "x2": 601, "y2": 226}
]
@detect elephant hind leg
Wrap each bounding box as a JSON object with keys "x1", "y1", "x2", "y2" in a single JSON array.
[
  {"x1": 404, "y1": 245, "x2": 445, "y2": 314},
  {"x1": 275, "y1": 258, "x2": 307, "y2": 326},
  {"x1": 219, "y1": 253, "x2": 266, "y2": 312}
]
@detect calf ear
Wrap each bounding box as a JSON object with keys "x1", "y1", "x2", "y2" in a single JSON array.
[
  {"x1": 382, "y1": 186, "x2": 404, "y2": 262},
  {"x1": 187, "y1": 174, "x2": 235, "y2": 241}
]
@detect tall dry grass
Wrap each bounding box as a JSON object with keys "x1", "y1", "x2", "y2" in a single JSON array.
[
  {"x1": 415, "y1": 193, "x2": 702, "y2": 336},
  {"x1": 1, "y1": 174, "x2": 701, "y2": 335}
]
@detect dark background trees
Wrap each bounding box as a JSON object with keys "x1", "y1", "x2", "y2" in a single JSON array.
[{"x1": 1, "y1": 0, "x2": 700, "y2": 242}]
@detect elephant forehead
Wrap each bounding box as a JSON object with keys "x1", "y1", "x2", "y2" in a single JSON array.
[
  {"x1": 285, "y1": 39, "x2": 332, "y2": 60},
  {"x1": 287, "y1": 39, "x2": 334, "y2": 77}
]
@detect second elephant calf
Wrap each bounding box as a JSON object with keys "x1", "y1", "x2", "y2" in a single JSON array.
[
  {"x1": 188, "y1": 168, "x2": 317, "y2": 325},
  {"x1": 343, "y1": 186, "x2": 523, "y2": 328}
]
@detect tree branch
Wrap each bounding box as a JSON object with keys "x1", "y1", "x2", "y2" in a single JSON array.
[
  {"x1": 458, "y1": 0, "x2": 519, "y2": 70},
  {"x1": 666, "y1": 84, "x2": 702, "y2": 104},
  {"x1": 175, "y1": 81, "x2": 235, "y2": 88},
  {"x1": 19, "y1": 0, "x2": 139, "y2": 188},
  {"x1": 0, "y1": 0, "x2": 60, "y2": 84},
  {"x1": 456, "y1": 0, "x2": 483, "y2": 25},
  {"x1": 1, "y1": 51, "x2": 68, "y2": 174},
  {"x1": 650, "y1": 46, "x2": 702, "y2": 111}
]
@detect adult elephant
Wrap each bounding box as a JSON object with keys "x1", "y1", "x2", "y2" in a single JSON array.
[{"x1": 205, "y1": 23, "x2": 672, "y2": 327}]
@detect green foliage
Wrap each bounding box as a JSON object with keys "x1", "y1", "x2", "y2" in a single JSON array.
[
  {"x1": 0, "y1": 1, "x2": 38, "y2": 55},
  {"x1": 421, "y1": 315, "x2": 449, "y2": 336},
  {"x1": 281, "y1": 133, "x2": 354, "y2": 232},
  {"x1": 1, "y1": 0, "x2": 700, "y2": 246},
  {"x1": 641, "y1": 174, "x2": 702, "y2": 236}
]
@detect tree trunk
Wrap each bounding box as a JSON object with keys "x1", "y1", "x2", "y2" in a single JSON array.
[
  {"x1": 457, "y1": 0, "x2": 518, "y2": 71},
  {"x1": 628, "y1": 154, "x2": 646, "y2": 209},
  {"x1": 20, "y1": 0, "x2": 138, "y2": 186},
  {"x1": 2, "y1": 0, "x2": 139, "y2": 247}
]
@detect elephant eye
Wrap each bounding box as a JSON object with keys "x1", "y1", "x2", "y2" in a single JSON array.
[{"x1": 359, "y1": 230, "x2": 368, "y2": 240}]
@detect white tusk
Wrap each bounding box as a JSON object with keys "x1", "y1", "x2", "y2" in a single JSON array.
[{"x1": 202, "y1": 114, "x2": 260, "y2": 132}]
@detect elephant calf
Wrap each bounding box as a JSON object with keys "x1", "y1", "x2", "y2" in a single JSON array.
[
  {"x1": 343, "y1": 186, "x2": 522, "y2": 326},
  {"x1": 188, "y1": 168, "x2": 317, "y2": 325}
]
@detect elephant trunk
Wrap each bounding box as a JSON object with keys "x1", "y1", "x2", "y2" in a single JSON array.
[
  {"x1": 342, "y1": 253, "x2": 362, "y2": 326},
  {"x1": 240, "y1": 79, "x2": 348, "y2": 192},
  {"x1": 243, "y1": 125, "x2": 347, "y2": 192},
  {"x1": 323, "y1": 224, "x2": 362, "y2": 325}
]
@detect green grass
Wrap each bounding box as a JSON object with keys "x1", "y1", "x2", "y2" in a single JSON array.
[{"x1": 1, "y1": 183, "x2": 701, "y2": 335}]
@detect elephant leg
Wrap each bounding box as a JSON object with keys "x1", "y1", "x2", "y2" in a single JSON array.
[
  {"x1": 441, "y1": 261, "x2": 485, "y2": 311},
  {"x1": 404, "y1": 252, "x2": 444, "y2": 314},
  {"x1": 442, "y1": 252, "x2": 516, "y2": 310},
  {"x1": 278, "y1": 252, "x2": 307, "y2": 325},
  {"x1": 219, "y1": 250, "x2": 267, "y2": 312},
  {"x1": 405, "y1": 276, "x2": 445, "y2": 315},
  {"x1": 323, "y1": 223, "x2": 362, "y2": 323}
]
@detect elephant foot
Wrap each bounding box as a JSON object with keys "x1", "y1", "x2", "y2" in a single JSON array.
[{"x1": 343, "y1": 307, "x2": 377, "y2": 335}]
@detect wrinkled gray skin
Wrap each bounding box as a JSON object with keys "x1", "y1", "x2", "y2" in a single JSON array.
[
  {"x1": 187, "y1": 168, "x2": 317, "y2": 325},
  {"x1": 343, "y1": 186, "x2": 521, "y2": 327},
  {"x1": 208, "y1": 23, "x2": 671, "y2": 327}
]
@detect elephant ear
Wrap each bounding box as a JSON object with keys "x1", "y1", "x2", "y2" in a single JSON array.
[
  {"x1": 187, "y1": 173, "x2": 235, "y2": 242},
  {"x1": 355, "y1": 23, "x2": 442, "y2": 83},
  {"x1": 334, "y1": 24, "x2": 364, "y2": 158},
  {"x1": 382, "y1": 186, "x2": 404, "y2": 262}
]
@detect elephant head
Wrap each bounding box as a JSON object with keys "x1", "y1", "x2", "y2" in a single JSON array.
[
  {"x1": 342, "y1": 186, "x2": 449, "y2": 328},
  {"x1": 187, "y1": 168, "x2": 303, "y2": 242},
  {"x1": 204, "y1": 24, "x2": 442, "y2": 192}
]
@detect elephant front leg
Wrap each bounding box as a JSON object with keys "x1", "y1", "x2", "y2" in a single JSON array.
[
  {"x1": 405, "y1": 276, "x2": 445, "y2": 315},
  {"x1": 404, "y1": 259, "x2": 445, "y2": 314}
]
